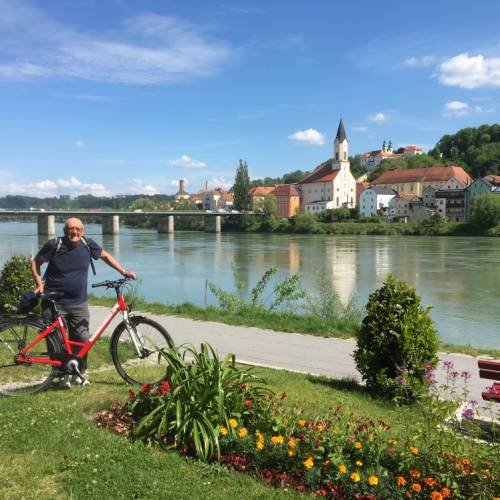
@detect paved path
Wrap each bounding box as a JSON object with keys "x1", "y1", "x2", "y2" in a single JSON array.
[{"x1": 90, "y1": 306, "x2": 498, "y2": 417}]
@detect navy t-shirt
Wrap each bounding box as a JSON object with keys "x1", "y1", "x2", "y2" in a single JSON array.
[{"x1": 37, "y1": 237, "x2": 102, "y2": 305}]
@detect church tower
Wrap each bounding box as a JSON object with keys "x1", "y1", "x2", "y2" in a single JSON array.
[{"x1": 333, "y1": 119, "x2": 349, "y2": 171}]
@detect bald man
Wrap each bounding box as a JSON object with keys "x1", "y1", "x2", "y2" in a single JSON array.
[{"x1": 32, "y1": 217, "x2": 136, "y2": 389}]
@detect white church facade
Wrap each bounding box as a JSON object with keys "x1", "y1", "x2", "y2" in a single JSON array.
[{"x1": 299, "y1": 119, "x2": 357, "y2": 213}]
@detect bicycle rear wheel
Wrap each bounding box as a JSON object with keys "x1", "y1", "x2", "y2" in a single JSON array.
[
  {"x1": 0, "y1": 317, "x2": 60, "y2": 396},
  {"x1": 110, "y1": 316, "x2": 174, "y2": 385}
]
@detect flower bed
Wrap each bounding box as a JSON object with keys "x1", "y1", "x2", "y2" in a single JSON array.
[{"x1": 96, "y1": 346, "x2": 498, "y2": 499}]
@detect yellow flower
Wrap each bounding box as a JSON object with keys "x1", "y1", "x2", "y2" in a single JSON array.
[
  {"x1": 410, "y1": 446, "x2": 418, "y2": 454},
  {"x1": 355, "y1": 460, "x2": 363, "y2": 467},
  {"x1": 239, "y1": 427, "x2": 248, "y2": 438},
  {"x1": 271, "y1": 435, "x2": 284, "y2": 445},
  {"x1": 256, "y1": 440, "x2": 264, "y2": 450},
  {"x1": 388, "y1": 439, "x2": 397, "y2": 445},
  {"x1": 303, "y1": 456, "x2": 314, "y2": 469},
  {"x1": 288, "y1": 438, "x2": 298, "y2": 448},
  {"x1": 298, "y1": 419, "x2": 306, "y2": 427},
  {"x1": 229, "y1": 418, "x2": 238, "y2": 428},
  {"x1": 255, "y1": 431, "x2": 264, "y2": 441},
  {"x1": 354, "y1": 441, "x2": 362, "y2": 449},
  {"x1": 338, "y1": 464, "x2": 347, "y2": 474},
  {"x1": 288, "y1": 449, "x2": 297, "y2": 457},
  {"x1": 351, "y1": 472, "x2": 361, "y2": 483},
  {"x1": 220, "y1": 427, "x2": 228, "y2": 436},
  {"x1": 368, "y1": 475, "x2": 379, "y2": 486}
]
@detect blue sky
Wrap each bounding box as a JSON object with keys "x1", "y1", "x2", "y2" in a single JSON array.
[{"x1": 0, "y1": 0, "x2": 499, "y2": 197}]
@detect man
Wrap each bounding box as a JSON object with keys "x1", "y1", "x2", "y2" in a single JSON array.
[{"x1": 31, "y1": 217, "x2": 136, "y2": 389}]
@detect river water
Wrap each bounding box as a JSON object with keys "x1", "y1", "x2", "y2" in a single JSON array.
[{"x1": 0, "y1": 222, "x2": 498, "y2": 349}]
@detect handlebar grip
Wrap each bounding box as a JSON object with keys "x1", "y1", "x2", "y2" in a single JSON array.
[{"x1": 91, "y1": 281, "x2": 110, "y2": 288}]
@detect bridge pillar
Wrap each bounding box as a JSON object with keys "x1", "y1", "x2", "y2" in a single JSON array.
[
  {"x1": 37, "y1": 215, "x2": 55, "y2": 236},
  {"x1": 158, "y1": 215, "x2": 174, "y2": 234},
  {"x1": 204, "y1": 215, "x2": 221, "y2": 233},
  {"x1": 102, "y1": 215, "x2": 119, "y2": 235}
]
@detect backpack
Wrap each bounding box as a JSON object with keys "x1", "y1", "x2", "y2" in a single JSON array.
[{"x1": 44, "y1": 236, "x2": 97, "y2": 278}]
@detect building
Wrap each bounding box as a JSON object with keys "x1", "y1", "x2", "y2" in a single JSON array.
[
  {"x1": 299, "y1": 119, "x2": 357, "y2": 214},
  {"x1": 370, "y1": 165, "x2": 472, "y2": 197},
  {"x1": 465, "y1": 175, "x2": 500, "y2": 217},
  {"x1": 433, "y1": 176, "x2": 469, "y2": 222},
  {"x1": 359, "y1": 186, "x2": 396, "y2": 217},
  {"x1": 388, "y1": 193, "x2": 421, "y2": 221},
  {"x1": 248, "y1": 186, "x2": 275, "y2": 211},
  {"x1": 203, "y1": 188, "x2": 234, "y2": 211},
  {"x1": 360, "y1": 142, "x2": 423, "y2": 171},
  {"x1": 273, "y1": 184, "x2": 300, "y2": 218},
  {"x1": 174, "y1": 179, "x2": 190, "y2": 201}
]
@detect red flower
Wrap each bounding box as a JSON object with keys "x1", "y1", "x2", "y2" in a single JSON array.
[
  {"x1": 244, "y1": 399, "x2": 253, "y2": 408},
  {"x1": 127, "y1": 390, "x2": 136, "y2": 400},
  {"x1": 140, "y1": 382, "x2": 151, "y2": 394},
  {"x1": 159, "y1": 380, "x2": 171, "y2": 394}
]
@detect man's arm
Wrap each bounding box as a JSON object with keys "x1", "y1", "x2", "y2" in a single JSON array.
[
  {"x1": 31, "y1": 256, "x2": 45, "y2": 294},
  {"x1": 100, "y1": 250, "x2": 137, "y2": 279}
]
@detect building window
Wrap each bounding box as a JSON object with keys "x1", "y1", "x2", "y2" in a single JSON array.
[{"x1": 335, "y1": 153, "x2": 339, "y2": 161}]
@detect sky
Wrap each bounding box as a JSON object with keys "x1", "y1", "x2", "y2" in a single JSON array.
[{"x1": 0, "y1": 0, "x2": 500, "y2": 198}]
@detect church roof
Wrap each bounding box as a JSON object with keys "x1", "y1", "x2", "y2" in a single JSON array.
[
  {"x1": 335, "y1": 119, "x2": 347, "y2": 142},
  {"x1": 273, "y1": 184, "x2": 300, "y2": 196},
  {"x1": 299, "y1": 160, "x2": 340, "y2": 184}
]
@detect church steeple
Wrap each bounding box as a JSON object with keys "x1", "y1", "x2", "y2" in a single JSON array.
[{"x1": 334, "y1": 118, "x2": 349, "y2": 165}]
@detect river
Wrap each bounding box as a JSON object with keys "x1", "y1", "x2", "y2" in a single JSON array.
[{"x1": 0, "y1": 222, "x2": 498, "y2": 349}]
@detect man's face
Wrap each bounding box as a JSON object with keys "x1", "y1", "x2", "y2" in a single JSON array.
[{"x1": 64, "y1": 219, "x2": 84, "y2": 246}]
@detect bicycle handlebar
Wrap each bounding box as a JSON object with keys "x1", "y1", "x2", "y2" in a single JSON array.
[{"x1": 91, "y1": 277, "x2": 132, "y2": 289}]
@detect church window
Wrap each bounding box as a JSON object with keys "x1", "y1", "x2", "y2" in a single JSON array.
[{"x1": 335, "y1": 153, "x2": 339, "y2": 161}]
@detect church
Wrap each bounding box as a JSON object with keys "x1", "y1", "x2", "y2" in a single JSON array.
[{"x1": 299, "y1": 119, "x2": 357, "y2": 213}]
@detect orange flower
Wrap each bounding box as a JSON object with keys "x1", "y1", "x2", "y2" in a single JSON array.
[
  {"x1": 220, "y1": 426, "x2": 228, "y2": 436},
  {"x1": 338, "y1": 464, "x2": 347, "y2": 474},
  {"x1": 229, "y1": 418, "x2": 238, "y2": 428},
  {"x1": 431, "y1": 493, "x2": 443, "y2": 500},
  {"x1": 354, "y1": 441, "x2": 362, "y2": 449},
  {"x1": 424, "y1": 477, "x2": 436, "y2": 487},
  {"x1": 288, "y1": 438, "x2": 297, "y2": 449},
  {"x1": 288, "y1": 448, "x2": 296, "y2": 457},
  {"x1": 350, "y1": 472, "x2": 361, "y2": 483},
  {"x1": 271, "y1": 435, "x2": 284, "y2": 445},
  {"x1": 298, "y1": 419, "x2": 306, "y2": 427},
  {"x1": 396, "y1": 476, "x2": 407, "y2": 487},
  {"x1": 411, "y1": 483, "x2": 422, "y2": 493},
  {"x1": 303, "y1": 456, "x2": 314, "y2": 469},
  {"x1": 368, "y1": 475, "x2": 378, "y2": 486},
  {"x1": 239, "y1": 427, "x2": 248, "y2": 438},
  {"x1": 409, "y1": 446, "x2": 418, "y2": 454},
  {"x1": 409, "y1": 469, "x2": 421, "y2": 479},
  {"x1": 462, "y1": 458, "x2": 470, "y2": 465},
  {"x1": 441, "y1": 488, "x2": 451, "y2": 498},
  {"x1": 355, "y1": 460, "x2": 363, "y2": 467}
]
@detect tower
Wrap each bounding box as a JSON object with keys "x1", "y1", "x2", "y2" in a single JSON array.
[{"x1": 333, "y1": 119, "x2": 349, "y2": 170}]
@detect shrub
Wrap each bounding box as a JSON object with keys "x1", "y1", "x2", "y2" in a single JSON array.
[
  {"x1": 0, "y1": 254, "x2": 34, "y2": 313},
  {"x1": 353, "y1": 275, "x2": 439, "y2": 402},
  {"x1": 128, "y1": 343, "x2": 271, "y2": 461}
]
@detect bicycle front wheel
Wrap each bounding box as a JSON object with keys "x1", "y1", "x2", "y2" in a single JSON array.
[
  {"x1": 110, "y1": 316, "x2": 174, "y2": 385},
  {"x1": 0, "y1": 317, "x2": 60, "y2": 396}
]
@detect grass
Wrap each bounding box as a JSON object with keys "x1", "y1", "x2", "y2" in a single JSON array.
[
  {"x1": 88, "y1": 295, "x2": 500, "y2": 359},
  {"x1": 0, "y1": 340, "x2": 497, "y2": 499}
]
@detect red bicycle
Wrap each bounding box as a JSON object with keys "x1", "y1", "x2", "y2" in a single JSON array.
[{"x1": 0, "y1": 278, "x2": 174, "y2": 396}]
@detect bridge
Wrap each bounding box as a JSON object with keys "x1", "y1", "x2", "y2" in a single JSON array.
[{"x1": 0, "y1": 210, "x2": 248, "y2": 235}]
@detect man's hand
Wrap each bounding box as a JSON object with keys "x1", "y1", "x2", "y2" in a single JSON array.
[
  {"x1": 34, "y1": 283, "x2": 44, "y2": 294},
  {"x1": 123, "y1": 270, "x2": 137, "y2": 280}
]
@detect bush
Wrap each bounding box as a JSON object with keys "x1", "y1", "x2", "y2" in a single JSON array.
[
  {"x1": 0, "y1": 254, "x2": 34, "y2": 313},
  {"x1": 353, "y1": 275, "x2": 439, "y2": 403}
]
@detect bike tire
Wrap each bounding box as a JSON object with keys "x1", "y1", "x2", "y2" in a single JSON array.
[
  {"x1": 0, "y1": 317, "x2": 61, "y2": 396},
  {"x1": 109, "y1": 316, "x2": 174, "y2": 385}
]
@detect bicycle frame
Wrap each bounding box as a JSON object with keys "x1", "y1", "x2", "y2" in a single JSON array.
[{"x1": 16, "y1": 294, "x2": 129, "y2": 367}]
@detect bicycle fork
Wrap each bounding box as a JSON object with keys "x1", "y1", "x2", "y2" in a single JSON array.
[{"x1": 121, "y1": 311, "x2": 148, "y2": 358}]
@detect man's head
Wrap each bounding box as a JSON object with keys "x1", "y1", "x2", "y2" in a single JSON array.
[{"x1": 64, "y1": 218, "x2": 85, "y2": 247}]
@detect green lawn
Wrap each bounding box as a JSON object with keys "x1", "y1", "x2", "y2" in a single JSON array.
[{"x1": 0, "y1": 347, "x2": 496, "y2": 499}]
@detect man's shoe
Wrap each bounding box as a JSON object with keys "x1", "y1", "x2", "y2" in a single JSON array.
[
  {"x1": 58, "y1": 376, "x2": 71, "y2": 390},
  {"x1": 72, "y1": 374, "x2": 90, "y2": 387}
]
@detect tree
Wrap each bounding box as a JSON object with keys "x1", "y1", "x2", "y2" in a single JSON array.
[
  {"x1": 233, "y1": 160, "x2": 251, "y2": 211},
  {"x1": 469, "y1": 193, "x2": 500, "y2": 230}
]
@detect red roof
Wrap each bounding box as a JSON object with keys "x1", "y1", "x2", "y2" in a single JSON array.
[
  {"x1": 396, "y1": 193, "x2": 420, "y2": 201},
  {"x1": 484, "y1": 175, "x2": 500, "y2": 186},
  {"x1": 371, "y1": 166, "x2": 472, "y2": 186},
  {"x1": 273, "y1": 184, "x2": 299, "y2": 196},
  {"x1": 299, "y1": 161, "x2": 340, "y2": 184},
  {"x1": 404, "y1": 145, "x2": 422, "y2": 151},
  {"x1": 249, "y1": 186, "x2": 275, "y2": 197}
]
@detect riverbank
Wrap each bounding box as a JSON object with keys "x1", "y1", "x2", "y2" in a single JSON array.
[{"x1": 88, "y1": 295, "x2": 500, "y2": 358}]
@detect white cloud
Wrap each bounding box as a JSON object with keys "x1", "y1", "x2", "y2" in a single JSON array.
[
  {"x1": 168, "y1": 154, "x2": 207, "y2": 168},
  {"x1": 0, "y1": 6, "x2": 234, "y2": 85},
  {"x1": 288, "y1": 128, "x2": 325, "y2": 145},
  {"x1": 474, "y1": 105, "x2": 496, "y2": 113},
  {"x1": 351, "y1": 126, "x2": 368, "y2": 132},
  {"x1": 368, "y1": 112, "x2": 387, "y2": 122},
  {"x1": 75, "y1": 140, "x2": 83, "y2": 147},
  {"x1": 443, "y1": 101, "x2": 469, "y2": 117},
  {"x1": 128, "y1": 179, "x2": 159, "y2": 195},
  {"x1": 0, "y1": 176, "x2": 112, "y2": 197},
  {"x1": 404, "y1": 55, "x2": 436, "y2": 67},
  {"x1": 207, "y1": 176, "x2": 232, "y2": 190},
  {"x1": 438, "y1": 53, "x2": 500, "y2": 89}
]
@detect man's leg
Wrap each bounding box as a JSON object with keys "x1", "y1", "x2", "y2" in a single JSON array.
[{"x1": 63, "y1": 302, "x2": 90, "y2": 375}]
